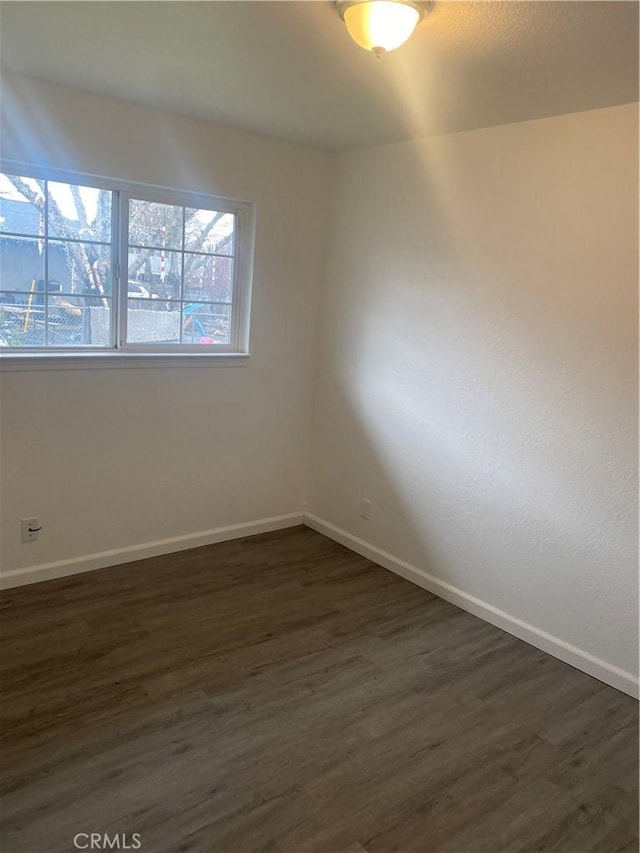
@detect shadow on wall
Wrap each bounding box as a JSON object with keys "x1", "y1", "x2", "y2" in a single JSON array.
[{"x1": 309, "y1": 105, "x2": 638, "y2": 678}]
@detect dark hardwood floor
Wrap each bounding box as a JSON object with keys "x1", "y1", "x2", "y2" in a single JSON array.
[{"x1": 1, "y1": 526, "x2": 637, "y2": 853}]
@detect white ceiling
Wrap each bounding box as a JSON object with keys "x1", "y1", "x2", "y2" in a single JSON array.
[{"x1": 0, "y1": 1, "x2": 637, "y2": 150}]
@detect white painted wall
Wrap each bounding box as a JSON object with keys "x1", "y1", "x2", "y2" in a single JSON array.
[
  {"x1": 309, "y1": 104, "x2": 639, "y2": 681},
  {"x1": 0, "y1": 74, "x2": 331, "y2": 577},
  {"x1": 1, "y1": 75, "x2": 636, "y2": 692}
]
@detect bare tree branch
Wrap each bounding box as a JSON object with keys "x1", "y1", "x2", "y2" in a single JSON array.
[
  {"x1": 5, "y1": 176, "x2": 107, "y2": 303},
  {"x1": 69, "y1": 184, "x2": 88, "y2": 231},
  {"x1": 184, "y1": 212, "x2": 225, "y2": 276}
]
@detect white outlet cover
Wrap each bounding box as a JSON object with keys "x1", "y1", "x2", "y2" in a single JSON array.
[{"x1": 21, "y1": 518, "x2": 40, "y2": 543}]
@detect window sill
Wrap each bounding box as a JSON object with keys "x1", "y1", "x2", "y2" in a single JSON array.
[{"x1": 0, "y1": 351, "x2": 250, "y2": 371}]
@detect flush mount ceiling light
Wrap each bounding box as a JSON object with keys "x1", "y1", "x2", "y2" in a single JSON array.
[{"x1": 337, "y1": 0, "x2": 430, "y2": 58}]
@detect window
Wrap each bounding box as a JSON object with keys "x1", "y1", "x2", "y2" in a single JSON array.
[{"x1": 0, "y1": 165, "x2": 254, "y2": 361}]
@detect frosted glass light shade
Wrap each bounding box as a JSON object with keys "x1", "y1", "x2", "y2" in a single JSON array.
[{"x1": 340, "y1": 0, "x2": 422, "y2": 55}]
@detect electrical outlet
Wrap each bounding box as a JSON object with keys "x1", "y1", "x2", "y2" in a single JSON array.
[
  {"x1": 359, "y1": 498, "x2": 372, "y2": 520},
  {"x1": 21, "y1": 517, "x2": 41, "y2": 543}
]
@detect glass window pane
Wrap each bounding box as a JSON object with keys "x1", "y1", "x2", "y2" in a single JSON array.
[
  {"x1": 128, "y1": 248, "x2": 182, "y2": 300},
  {"x1": 48, "y1": 297, "x2": 111, "y2": 347},
  {"x1": 183, "y1": 254, "x2": 232, "y2": 303},
  {"x1": 47, "y1": 181, "x2": 112, "y2": 243},
  {"x1": 47, "y1": 240, "x2": 112, "y2": 297},
  {"x1": 1, "y1": 236, "x2": 41, "y2": 346},
  {"x1": 129, "y1": 200, "x2": 183, "y2": 250},
  {"x1": 126, "y1": 300, "x2": 181, "y2": 344},
  {"x1": 0, "y1": 173, "x2": 45, "y2": 237},
  {"x1": 0, "y1": 292, "x2": 43, "y2": 347},
  {"x1": 182, "y1": 303, "x2": 230, "y2": 345},
  {"x1": 0, "y1": 235, "x2": 45, "y2": 297},
  {"x1": 184, "y1": 209, "x2": 234, "y2": 256},
  {"x1": 0, "y1": 291, "x2": 110, "y2": 348}
]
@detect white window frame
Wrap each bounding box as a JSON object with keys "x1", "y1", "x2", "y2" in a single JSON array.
[{"x1": 0, "y1": 161, "x2": 255, "y2": 370}]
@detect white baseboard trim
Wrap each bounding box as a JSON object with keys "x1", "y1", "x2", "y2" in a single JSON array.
[
  {"x1": 304, "y1": 513, "x2": 639, "y2": 699},
  {"x1": 0, "y1": 513, "x2": 303, "y2": 590}
]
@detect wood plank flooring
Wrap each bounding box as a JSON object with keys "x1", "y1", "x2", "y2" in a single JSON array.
[{"x1": 1, "y1": 526, "x2": 637, "y2": 853}]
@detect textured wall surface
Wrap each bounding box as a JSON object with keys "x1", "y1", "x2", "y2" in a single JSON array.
[
  {"x1": 309, "y1": 104, "x2": 639, "y2": 677},
  {"x1": 1, "y1": 74, "x2": 637, "y2": 686},
  {"x1": 1, "y1": 2, "x2": 637, "y2": 148},
  {"x1": 0, "y1": 74, "x2": 331, "y2": 575}
]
